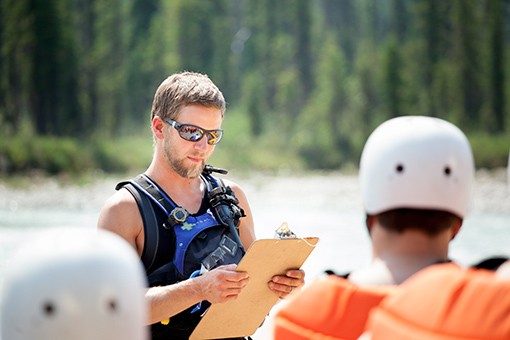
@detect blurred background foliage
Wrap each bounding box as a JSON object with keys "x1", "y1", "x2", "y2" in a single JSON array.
[{"x1": 0, "y1": 0, "x2": 509, "y2": 176}]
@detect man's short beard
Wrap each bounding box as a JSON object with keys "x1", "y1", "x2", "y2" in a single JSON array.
[
  {"x1": 164, "y1": 141, "x2": 204, "y2": 178},
  {"x1": 175, "y1": 161, "x2": 204, "y2": 179}
]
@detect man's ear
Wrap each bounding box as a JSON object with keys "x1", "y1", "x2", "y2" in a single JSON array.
[
  {"x1": 152, "y1": 116, "x2": 166, "y2": 140},
  {"x1": 450, "y1": 218, "x2": 463, "y2": 240},
  {"x1": 365, "y1": 215, "x2": 376, "y2": 236}
]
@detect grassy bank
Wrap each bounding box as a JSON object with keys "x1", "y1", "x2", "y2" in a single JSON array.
[
  {"x1": 0, "y1": 129, "x2": 508, "y2": 179},
  {"x1": 0, "y1": 134, "x2": 153, "y2": 177}
]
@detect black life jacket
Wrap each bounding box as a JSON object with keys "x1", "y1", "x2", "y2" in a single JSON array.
[{"x1": 116, "y1": 168, "x2": 246, "y2": 340}]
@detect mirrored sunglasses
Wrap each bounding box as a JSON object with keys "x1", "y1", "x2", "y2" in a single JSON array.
[{"x1": 165, "y1": 119, "x2": 223, "y2": 145}]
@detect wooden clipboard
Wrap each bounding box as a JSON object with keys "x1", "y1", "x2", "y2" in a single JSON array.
[{"x1": 190, "y1": 237, "x2": 319, "y2": 339}]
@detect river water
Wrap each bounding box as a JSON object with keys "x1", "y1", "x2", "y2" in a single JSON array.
[{"x1": 0, "y1": 170, "x2": 509, "y2": 338}]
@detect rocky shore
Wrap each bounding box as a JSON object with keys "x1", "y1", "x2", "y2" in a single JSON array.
[{"x1": 0, "y1": 169, "x2": 508, "y2": 214}]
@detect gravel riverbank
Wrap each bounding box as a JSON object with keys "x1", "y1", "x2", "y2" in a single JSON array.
[{"x1": 0, "y1": 168, "x2": 508, "y2": 215}]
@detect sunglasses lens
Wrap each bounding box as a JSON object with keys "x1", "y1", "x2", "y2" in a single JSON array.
[
  {"x1": 179, "y1": 125, "x2": 203, "y2": 142},
  {"x1": 206, "y1": 130, "x2": 223, "y2": 145}
]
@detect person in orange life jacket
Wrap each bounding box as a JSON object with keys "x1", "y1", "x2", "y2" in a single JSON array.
[
  {"x1": 273, "y1": 116, "x2": 475, "y2": 340},
  {"x1": 360, "y1": 146, "x2": 509, "y2": 340},
  {"x1": 361, "y1": 262, "x2": 510, "y2": 340},
  {"x1": 97, "y1": 72, "x2": 305, "y2": 339}
]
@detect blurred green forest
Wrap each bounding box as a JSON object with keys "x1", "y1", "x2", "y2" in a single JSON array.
[{"x1": 1, "y1": 0, "x2": 509, "y2": 176}]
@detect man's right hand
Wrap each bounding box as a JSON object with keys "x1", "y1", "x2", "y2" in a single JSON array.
[{"x1": 194, "y1": 264, "x2": 249, "y2": 304}]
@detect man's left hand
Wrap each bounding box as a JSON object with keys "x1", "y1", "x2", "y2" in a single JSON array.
[{"x1": 268, "y1": 269, "x2": 305, "y2": 299}]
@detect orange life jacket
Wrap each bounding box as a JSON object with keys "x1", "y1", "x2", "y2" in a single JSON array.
[
  {"x1": 365, "y1": 263, "x2": 510, "y2": 339},
  {"x1": 273, "y1": 275, "x2": 396, "y2": 340}
]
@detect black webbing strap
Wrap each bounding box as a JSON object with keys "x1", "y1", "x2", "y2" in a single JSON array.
[
  {"x1": 116, "y1": 180, "x2": 160, "y2": 272},
  {"x1": 471, "y1": 256, "x2": 509, "y2": 271},
  {"x1": 129, "y1": 175, "x2": 178, "y2": 218}
]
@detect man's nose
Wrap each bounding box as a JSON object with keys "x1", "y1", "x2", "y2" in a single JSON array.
[{"x1": 194, "y1": 135, "x2": 209, "y2": 150}]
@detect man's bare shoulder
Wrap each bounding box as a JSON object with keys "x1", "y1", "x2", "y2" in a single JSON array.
[
  {"x1": 97, "y1": 188, "x2": 143, "y2": 251},
  {"x1": 100, "y1": 187, "x2": 138, "y2": 217}
]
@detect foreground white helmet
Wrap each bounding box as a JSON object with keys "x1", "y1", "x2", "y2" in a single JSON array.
[
  {"x1": 360, "y1": 116, "x2": 474, "y2": 218},
  {"x1": 1, "y1": 228, "x2": 148, "y2": 340}
]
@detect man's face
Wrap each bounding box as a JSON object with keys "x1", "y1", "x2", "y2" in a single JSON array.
[{"x1": 163, "y1": 105, "x2": 223, "y2": 179}]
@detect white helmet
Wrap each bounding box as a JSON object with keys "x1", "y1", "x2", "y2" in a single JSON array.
[
  {"x1": 359, "y1": 116, "x2": 474, "y2": 218},
  {"x1": 1, "y1": 228, "x2": 148, "y2": 340}
]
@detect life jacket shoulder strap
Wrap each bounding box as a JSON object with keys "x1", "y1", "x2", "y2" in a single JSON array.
[
  {"x1": 471, "y1": 256, "x2": 509, "y2": 271},
  {"x1": 116, "y1": 178, "x2": 163, "y2": 272}
]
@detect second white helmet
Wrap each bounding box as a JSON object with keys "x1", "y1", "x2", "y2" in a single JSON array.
[
  {"x1": 1, "y1": 228, "x2": 149, "y2": 340},
  {"x1": 359, "y1": 116, "x2": 475, "y2": 218}
]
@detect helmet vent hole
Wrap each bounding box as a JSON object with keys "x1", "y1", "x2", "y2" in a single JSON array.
[
  {"x1": 396, "y1": 164, "x2": 404, "y2": 173},
  {"x1": 42, "y1": 302, "x2": 56, "y2": 317},
  {"x1": 444, "y1": 166, "x2": 451, "y2": 176},
  {"x1": 107, "y1": 299, "x2": 118, "y2": 313}
]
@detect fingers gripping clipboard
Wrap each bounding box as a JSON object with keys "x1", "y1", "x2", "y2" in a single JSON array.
[{"x1": 190, "y1": 237, "x2": 319, "y2": 339}]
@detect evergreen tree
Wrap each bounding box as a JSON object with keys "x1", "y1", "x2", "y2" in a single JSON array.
[
  {"x1": 174, "y1": 0, "x2": 219, "y2": 73},
  {"x1": 390, "y1": 0, "x2": 409, "y2": 43},
  {"x1": 320, "y1": 0, "x2": 357, "y2": 64},
  {"x1": 242, "y1": 71, "x2": 264, "y2": 137},
  {"x1": 351, "y1": 41, "x2": 382, "y2": 138},
  {"x1": 451, "y1": 0, "x2": 483, "y2": 129},
  {"x1": 243, "y1": 0, "x2": 286, "y2": 111},
  {"x1": 125, "y1": 0, "x2": 160, "y2": 129},
  {"x1": 0, "y1": 0, "x2": 32, "y2": 135},
  {"x1": 293, "y1": 0, "x2": 314, "y2": 99},
  {"x1": 412, "y1": 0, "x2": 451, "y2": 118},
  {"x1": 93, "y1": 0, "x2": 128, "y2": 136},
  {"x1": 29, "y1": 0, "x2": 80, "y2": 136},
  {"x1": 73, "y1": 0, "x2": 98, "y2": 136},
  {"x1": 381, "y1": 36, "x2": 404, "y2": 120},
  {"x1": 484, "y1": 0, "x2": 506, "y2": 132},
  {"x1": 294, "y1": 33, "x2": 349, "y2": 169}
]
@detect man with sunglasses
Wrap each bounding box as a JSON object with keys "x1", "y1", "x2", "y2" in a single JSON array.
[{"x1": 98, "y1": 71, "x2": 304, "y2": 339}]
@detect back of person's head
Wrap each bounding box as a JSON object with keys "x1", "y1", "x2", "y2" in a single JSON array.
[
  {"x1": 359, "y1": 116, "x2": 474, "y2": 234},
  {"x1": 151, "y1": 71, "x2": 226, "y2": 121},
  {"x1": 375, "y1": 208, "x2": 460, "y2": 237},
  {"x1": 364, "y1": 263, "x2": 510, "y2": 339}
]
